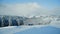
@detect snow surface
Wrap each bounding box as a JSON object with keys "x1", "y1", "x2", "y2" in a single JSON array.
[{"x1": 0, "y1": 15, "x2": 60, "y2": 34}]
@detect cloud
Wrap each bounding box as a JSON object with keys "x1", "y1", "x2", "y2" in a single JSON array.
[
  {"x1": 52, "y1": 7, "x2": 60, "y2": 15},
  {"x1": 0, "y1": 2, "x2": 59, "y2": 16},
  {"x1": 0, "y1": 2, "x2": 40, "y2": 16}
]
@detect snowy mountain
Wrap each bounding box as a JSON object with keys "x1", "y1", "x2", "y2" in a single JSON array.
[
  {"x1": 0, "y1": 15, "x2": 60, "y2": 34},
  {"x1": 0, "y1": 15, "x2": 60, "y2": 28}
]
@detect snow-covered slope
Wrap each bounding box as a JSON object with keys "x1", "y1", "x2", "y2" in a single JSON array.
[{"x1": 0, "y1": 15, "x2": 60, "y2": 32}]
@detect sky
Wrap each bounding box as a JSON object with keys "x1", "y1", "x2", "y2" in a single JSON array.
[{"x1": 0, "y1": 0, "x2": 60, "y2": 16}]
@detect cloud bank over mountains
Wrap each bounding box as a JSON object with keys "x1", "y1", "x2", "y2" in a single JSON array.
[{"x1": 0, "y1": 2, "x2": 60, "y2": 16}]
